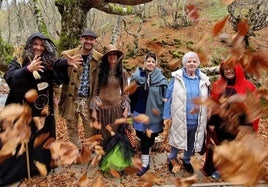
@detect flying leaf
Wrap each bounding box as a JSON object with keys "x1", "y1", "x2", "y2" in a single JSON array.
[
  {"x1": 237, "y1": 20, "x2": 249, "y2": 37},
  {"x1": 90, "y1": 120, "x2": 102, "y2": 130},
  {"x1": 110, "y1": 168, "x2": 121, "y2": 178},
  {"x1": 24, "y1": 89, "x2": 38, "y2": 103},
  {"x1": 76, "y1": 145, "x2": 92, "y2": 164},
  {"x1": 124, "y1": 81, "x2": 138, "y2": 95},
  {"x1": 34, "y1": 160, "x2": 48, "y2": 176},
  {"x1": 186, "y1": 5, "x2": 200, "y2": 23},
  {"x1": 114, "y1": 118, "x2": 128, "y2": 125},
  {"x1": 85, "y1": 134, "x2": 103, "y2": 143},
  {"x1": 213, "y1": 133, "x2": 268, "y2": 186},
  {"x1": 212, "y1": 15, "x2": 229, "y2": 37},
  {"x1": 146, "y1": 129, "x2": 153, "y2": 138},
  {"x1": 0, "y1": 103, "x2": 24, "y2": 123},
  {"x1": 168, "y1": 59, "x2": 180, "y2": 70},
  {"x1": 151, "y1": 108, "x2": 160, "y2": 115},
  {"x1": 133, "y1": 114, "x2": 150, "y2": 124},
  {"x1": 34, "y1": 132, "x2": 50, "y2": 148}
]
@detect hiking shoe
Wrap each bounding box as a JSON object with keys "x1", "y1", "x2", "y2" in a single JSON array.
[
  {"x1": 212, "y1": 171, "x2": 221, "y2": 179},
  {"x1": 183, "y1": 162, "x2": 194, "y2": 174},
  {"x1": 137, "y1": 165, "x2": 150, "y2": 176},
  {"x1": 167, "y1": 159, "x2": 173, "y2": 173}
]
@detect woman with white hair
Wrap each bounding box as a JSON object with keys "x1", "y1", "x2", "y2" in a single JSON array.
[{"x1": 163, "y1": 51, "x2": 210, "y2": 174}]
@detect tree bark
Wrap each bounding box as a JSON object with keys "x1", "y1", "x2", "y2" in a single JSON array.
[{"x1": 55, "y1": 0, "x2": 154, "y2": 51}]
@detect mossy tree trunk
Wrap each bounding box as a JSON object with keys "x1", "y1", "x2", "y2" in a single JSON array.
[{"x1": 55, "y1": 0, "x2": 90, "y2": 52}]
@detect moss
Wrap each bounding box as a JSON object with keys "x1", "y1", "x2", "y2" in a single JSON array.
[
  {"x1": 109, "y1": 4, "x2": 134, "y2": 14},
  {"x1": 169, "y1": 50, "x2": 184, "y2": 58},
  {"x1": 0, "y1": 35, "x2": 14, "y2": 67}
]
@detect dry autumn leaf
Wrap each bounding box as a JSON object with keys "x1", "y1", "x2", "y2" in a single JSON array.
[
  {"x1": 124, "y1": 81, "x2": 138, "y2": 95},
  {"x1": 91, "y1": 154, "x2": 102, "y2": 166},
  {"x1": 151, "y1": 108, "x2": 160, "y2": 115},
  {"x1": 213, "y1": 132, "x2": 268, "y2": 186},
  {"x1": 40, "y1": 105, "x2": 49, "y2": 116},
  {"x1": 146, "y1": 129, "x2": 153, "y2": 138},
  {"x1": 170, "y1": 159, "x2": 180, "y2": 173},
  {"x1": 105, "y1": 124, "x2": 115, "y2": 136},
  {"x1": 0, "y1": 103, "x2": 24, "y2": 123},
  {"x1": 190, "y1": 156, "x2": 201, "y2": 171},
  {"x1": 222, "y1": 0, "x2": 235, "y2": 5},
  {"x1": 212, "y1": 15, "x2": 229, "y2": 37},
  {"x1": 34, "y1": 160, "x2": 48, "y2": 177},
  {"x1": 24, "y1": 89, "x2": 38, "y2": 103},
  {"x1": 168, "y1": 59, "x2": 180, "y2": 70},
  {"x1": 186, "y1": 5, "x2": 200, "y2": 22},
  {"x1": 85, "y1": 134, "x2": 103, "y2": 143},
  {"x1": 92, "y1": 178, "x2": 102, "y2": 187},
  {"x1": 172, "y1": 175, "x2": 198, "y2": 187},
  {"x1": 139, "y1": 173, "x2": 161, "y2": 185},
  {"x1": 131, "y1": 157, "x2": 142, "y2": 171},
  {"x1": 133, "y1": 114, "x2": 150, "y2": 124},
  {"x1": 78, "y1": 172, "x2": 89, "y2": 187},
  {"x1": 34, "y1": 132, "x2": 50, "y2": 148},
  {"x1": 33, "y1": 116, "x2": 46, "y2": 131},
  {"x1": 90, "y1": 120, "x2": 101, "y2": 130},
  {"x1": 76, "y1": 145, "x2": 92, "y2": 164},
  {"x1": 237, "y1": 20, "x2": 249, "y2": 37},
  {"x1": 114, "y1": 117, "x2": 128, "y2": 125},
  {"x1": 110, "y1": 168, "x2": 121, "y2": 178}
]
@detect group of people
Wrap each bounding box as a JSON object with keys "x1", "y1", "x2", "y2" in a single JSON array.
[{"x1": 0, "y1": 29, "x2": 259, "y2": 185}]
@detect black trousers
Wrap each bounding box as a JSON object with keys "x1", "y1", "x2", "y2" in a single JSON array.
[{"x1": 136, "y1": 130, "x2": 159, "y2": 154}]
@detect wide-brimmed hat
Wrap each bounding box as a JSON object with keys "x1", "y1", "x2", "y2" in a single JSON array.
[
  {"x1": 101, "y1": 44, "x2": 123, "y2": 61},
  {"x1": 81, "y1": 30, "x2": 98, "y2": 38}
]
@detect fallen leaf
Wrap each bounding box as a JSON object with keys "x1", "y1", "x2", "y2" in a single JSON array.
[
  {"x1": 170, "y1": 159, "x2": 180, "y2": 173},
  {"x1": 172, "y1": 175, "x2": 198, "y2": 187},
  {"x1": 190, "y1": 156, "x2": 201, "y2": 171},
  {"x1": 139, "y1": 173, "x2": 161, "y2": 185},
  {"x1": 78, "y1": 172, "x2": 89, "y2": 187},
  {"x1": 222, "y1": 0, "x2": 235, "y2": 5},
  {"x1": 92, "y1": 178, "x2": 102, "y2": 187}
]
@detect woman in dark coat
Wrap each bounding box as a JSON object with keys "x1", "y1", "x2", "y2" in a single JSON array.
[{"x1": 0, "y1": 32, "x2": 81, "y2": 185}]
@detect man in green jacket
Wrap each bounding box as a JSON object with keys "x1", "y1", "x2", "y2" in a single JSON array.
[{"x1": 58, "y1": 30, "x2": 102, "y2": 147}]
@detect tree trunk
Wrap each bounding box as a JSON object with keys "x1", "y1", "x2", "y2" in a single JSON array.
[
  {"x1": 55, "y1": 1, "x2": 90, "y2": 52},
  {"x1": 111, "y1": 16, "x2": 122, "y2": 45}
]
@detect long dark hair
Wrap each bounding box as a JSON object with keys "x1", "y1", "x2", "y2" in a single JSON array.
[
  {"x1": 22, "y1": 37, "x2": 57, "y2": 67},
  {"x1": 97, "y1": 55, "x2": 123, "y2": 88}
]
